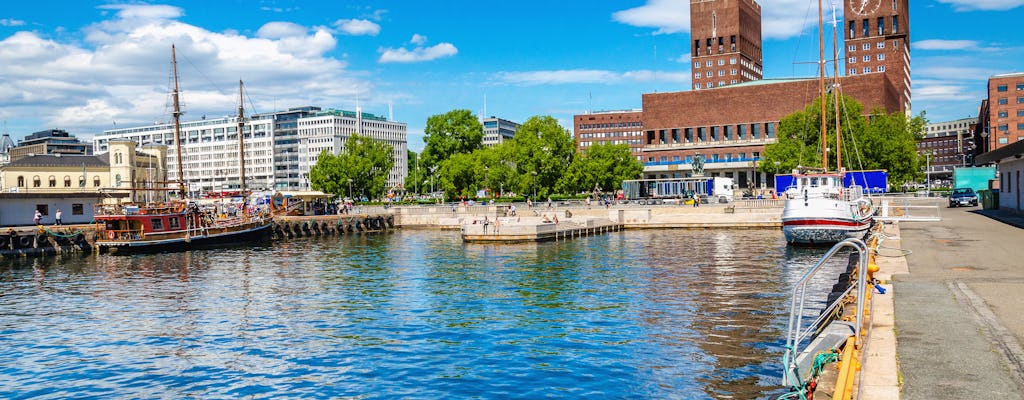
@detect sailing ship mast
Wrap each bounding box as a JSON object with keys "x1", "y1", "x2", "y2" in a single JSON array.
[
  {"x1": 817, "y1": 0, "x2": 828, "y2": 171},
  {"x1": 171, "y1": 45, "x2": 187, "y2": 198},
  {"x1": 831, "y1": 1, "x2": 843, "y2": 171},
  {"x1": 237, "y1": 80, "x2": 248, "y2": 219}
]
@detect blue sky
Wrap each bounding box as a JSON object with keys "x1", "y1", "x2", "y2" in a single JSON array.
[{"x1": 1, "y1": 0, "x2": 1022, "y2": 152}]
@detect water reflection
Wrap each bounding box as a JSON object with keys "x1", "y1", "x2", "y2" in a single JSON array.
[{"x1": 0, "y1": 229, "x2": 842, "y2": 399}]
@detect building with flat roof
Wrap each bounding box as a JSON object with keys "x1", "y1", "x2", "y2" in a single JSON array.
[
  {"x1": 482, "y1": 117, "x2": 520, "y2": 147},
  {"x1": 574, "y1": 110, "x2": 644, "y2": 160},
  {"x1": 919, "y1": 117, "x2": 975, "y2": 180},
  {"x1": 978, "y1": 73, "x2": 1024, "y2": 155},
  {"x1": 94, "y1": 106, "x2": 407, "y2": 197},
  {"x1": 8, "y1": 129, "x2": 93, "y2": 163}
]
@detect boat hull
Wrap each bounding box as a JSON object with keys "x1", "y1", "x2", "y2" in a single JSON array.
[
  {"x1": 781, "y1": 196, "x2": 872, "y2": 245},
  {"x1": 782, "y1": 217, "x2": 872, "y2": 245},
  {"x1": 97, "y1": 222, "x2": 272, "y2": 255}
]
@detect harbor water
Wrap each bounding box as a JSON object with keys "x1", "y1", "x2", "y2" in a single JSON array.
[{"x1": 0, "y1": 230, "x2": 847, "y2": 399}]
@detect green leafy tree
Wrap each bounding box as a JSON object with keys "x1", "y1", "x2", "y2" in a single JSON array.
[
  {"x1": 761, "y1": 95, "x2": 925, "y2": 187},
  {"x1": 421, "y1": 109, "x2": 483, "y2": 173},
  {"x1": 557, "y1": 143, "x2": 642, "y2": 194},
  {"x1": 506, "y1": 115, "x2": 575, "y2": 199},
  {"x1": 308, "y1": 133, "x2": 394, "y2": 200}
]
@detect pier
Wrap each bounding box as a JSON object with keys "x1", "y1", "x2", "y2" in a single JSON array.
[{"x1": 460, "y1": 216, "x2": 623, "y2": 243}]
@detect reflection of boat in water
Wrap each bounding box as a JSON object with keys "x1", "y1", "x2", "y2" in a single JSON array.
[
  {"x1": 95, "y1": 45, "x2": 271, "y2": 254},
  {"x1": 781, "y1": 171, "x2": 873, "y2": 245}
]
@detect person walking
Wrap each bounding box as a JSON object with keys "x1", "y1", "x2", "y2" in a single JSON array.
[
  {"x1": 33, "y1": 210, "x2": 42, "y2": 225},
  {"x1": 55, "y1": 209, "x2": 63, "y2": 226}
]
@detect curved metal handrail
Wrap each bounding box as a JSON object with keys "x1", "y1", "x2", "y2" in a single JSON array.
[{"x1": 782, "y1": 238, "x2": 868, "y2": 386}]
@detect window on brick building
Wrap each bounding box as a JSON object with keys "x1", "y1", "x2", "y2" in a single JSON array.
[
  {"x1": 892, "y1": 16, "x2": 898, "y2": 33},
  {"x1": 863, "y1": 67, "x2": 871, "y2": 73},
  {"x1": 849, "y1": 57, "x2": 856, "y2": 64},
  {"x1": 998, "y1": 84, "x2": 1008, "y2": 92},
  {"x1": 1017, "y1": 110, "x2": 1024, "y2": 117},
  {"x1": 1000, "y1": 111, "x2": 1009, "y2": 118},
  {"x1": 998, "y1": 98, "x2": 1008, "y2": 105},
  {"x1": 863, "y1": 55, "x2": 870, "y2": 62},
  {"x1": 849, "y1": 44, "x2": 855, "y2": 52},
  {"x1": 877, "y1": 17, "x2": 884, "y2": 35},
  {"x1": 877, "y1": 42, "x2": 885, "y2": 49},
  {"x1": 877, "y1": 54, "x2": 885, "y2": 60},
  {"x1": 862, "y1": 19, "x2": 869, "y2": 37},
  {"x1": 863, "y1": 43, "x2": 870, "y2": 50},
  {"x1": 849, "y1": 20, "x2": 855, "y2": 39},
  {"x1": 1017, "y1": 83, "x2": 1024, "y2": 90},
  {"x1": 849, "y1": 68, "x2": 857, "y2": 75},
  {"x1": 998, "y1": 124, "x2": 1008, "y2": 132},
  {"x1": 1017, "y1": 96, "x2": 1023, "y2": 103},
  {"x1": 694, "y1": 62, "x2": 700, "y2": 69}
]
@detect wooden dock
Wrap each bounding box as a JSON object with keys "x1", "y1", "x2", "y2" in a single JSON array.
[{"x1": 461, "y1": 216, "x2": 623, "y2": 243}]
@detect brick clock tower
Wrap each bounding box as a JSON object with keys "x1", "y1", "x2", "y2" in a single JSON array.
[
  {"x1": 690, "y1": 0, "x2": 763, "y2": 90},
  {"x1": 843, "y1": 0, "x2": 911, "y2": 111}
]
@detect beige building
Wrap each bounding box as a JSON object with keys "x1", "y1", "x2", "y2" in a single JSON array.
[{"x1": 0, "y1": 141, "x2": 168, "y2": 203}]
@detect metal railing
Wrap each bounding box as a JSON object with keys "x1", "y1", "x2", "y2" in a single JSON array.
[{"x1": 782, "y1": 238, "x2": 868, "y2": 386}]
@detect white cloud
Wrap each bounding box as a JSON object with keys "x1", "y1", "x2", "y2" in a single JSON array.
[
  {"x1": 612, "y1": 0, "x2": 689, "y2": 35},
  {"x1": 379, "y1": 42, "x2": 457, "y2": 63},
  {"x1": 614, "y1": 0, "x2": 835, "y2": 40},
  {"x1": 335, "y1": 19, "x2": 380, "y2": 36},
  {"x1": 496, "y1": 69, "x2": 690, "y2": 85},
  {"x1": 0, "y1": 18, "x2": 26, "y2": 27},
  {"x1": 915, "y1": 65, "x2": 992, "y2": 80},
  {"x1": 913, "y1": 80, "x2": 981, "y2": 101},
  {"x1": 0, "y1": 4, "x2": 374, "y2": 137},
  {"x1": 256, "y1": 21, "x2": 307, "y2": 39},
  {"x1": 98, "y1": 4, "x2": 184, "y2": 20},
  {"x1": 410, "y1": 34, "x2": 427, "y2": 45},
  {"x1": 936, "y1": 0, "x2": 1024, "y2": 11},
  {"x1": 913, "y1": 39, "x2": 979, "y2": 50}
]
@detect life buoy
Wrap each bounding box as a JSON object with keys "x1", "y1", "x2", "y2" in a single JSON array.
[{"x1": 108, "y1": 231, "x2": 116, "y2": 240}]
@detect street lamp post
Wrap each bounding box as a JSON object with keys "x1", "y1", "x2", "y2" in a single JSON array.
[{"x1": 531, "y1": 171, "x2": 538, "y2": 200}]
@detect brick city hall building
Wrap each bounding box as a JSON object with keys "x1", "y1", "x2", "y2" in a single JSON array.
[{"x1": 575, "y1": 0, "x2": 911, "y2": 190}]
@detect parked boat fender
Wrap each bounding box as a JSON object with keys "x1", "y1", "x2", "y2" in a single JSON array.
[
  {"x1": 108, "y1": 231, "x2": 116, "y2": 240},
  {"x1": 19, "y1": 235, "x2": 34, "y2": 249},
  {"x1": 35, "y1": 234, "x2": 49, "y2": 248},
  {"x1": 386, "y1": 215, "x2": 395, "y2": 228},
  {"x1": 376, "y1": 216, "x2": 385, "y2": 230}
]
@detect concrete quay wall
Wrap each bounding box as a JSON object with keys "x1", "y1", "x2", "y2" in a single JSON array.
[{"x1": 392, "y1": 203, "x2": 783, "y2": 230}]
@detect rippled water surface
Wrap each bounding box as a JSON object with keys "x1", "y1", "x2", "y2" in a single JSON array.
[{"x1": 0, "y1": 229, "x2": 844, "y2": 399}]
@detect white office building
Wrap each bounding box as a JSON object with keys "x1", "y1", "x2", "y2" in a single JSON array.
[
  {"x1": 481, "y1": 116, "x2": 520, "y2": 147},
  {"x1": 93, "y1": 106, "x2": 407, "y2": 196}
]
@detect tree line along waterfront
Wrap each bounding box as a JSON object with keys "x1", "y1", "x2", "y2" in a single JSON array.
[{"x1": 309, "y1": 99, "x2": 927, "y2": 203}]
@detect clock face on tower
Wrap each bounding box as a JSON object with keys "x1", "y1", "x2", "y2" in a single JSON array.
[{"x1": 849, "y1": 0, "x2": 883, "y2": 16}]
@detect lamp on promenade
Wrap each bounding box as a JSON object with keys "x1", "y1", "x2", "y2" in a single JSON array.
[{"x1": 531, "y1": 171, "x2": 538, "y2": 200}]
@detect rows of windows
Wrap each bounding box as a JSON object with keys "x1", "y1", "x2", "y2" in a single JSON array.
[
  {"x1": 16, "y1": 175, "x2": 102, "y2": 188},
  {"x1": 579, "y1": 139, "x2": 644, "y2": 147},
  {"x1": 646, "y1": 151, "x2": 762, "y2": 164},
  {"x1": 849, "y1": 15, "x2": 899, "y2": 39},
  {"x1": 995, "y1": 82, "x2": 1024, "y2": 92},
  {"x1": 579, "y1": 121, "x2": 642, "y2": 130},
  {"x1": 648, "y1": 123, "x2": 777, "y2": 145},
  {"x1": 578, "y1": 131, "x2": 643, "y2": 139},
  {"x1": 693, "y1": 35, "x2": 738, "y2": 56}
]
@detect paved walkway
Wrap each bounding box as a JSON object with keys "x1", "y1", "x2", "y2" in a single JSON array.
[{"x1": 895, "y1": 207, "x2": 1024, "y2": 399}]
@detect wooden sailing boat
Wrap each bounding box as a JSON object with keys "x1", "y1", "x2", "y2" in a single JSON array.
[
  {"x1": 780, "y1": 1, "x2": 874, "y2": 245},
  {"x1": 93, "y1": 45, "x2": 272, "y2": 254}
]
